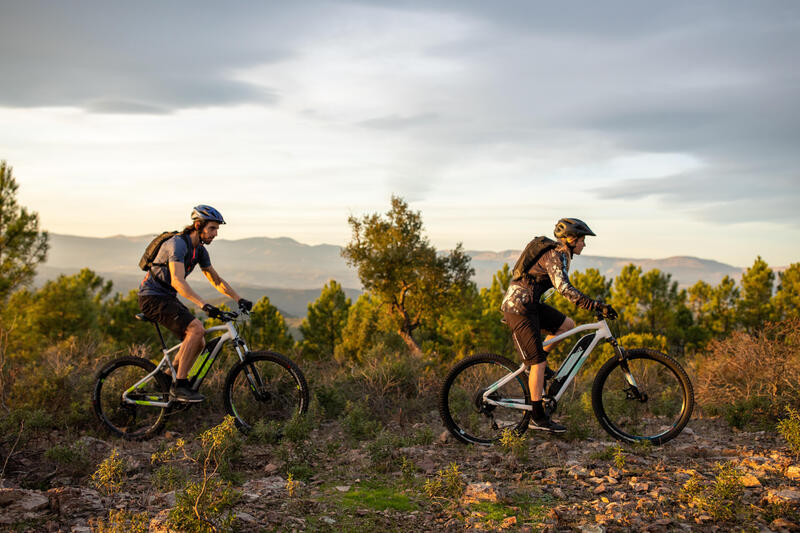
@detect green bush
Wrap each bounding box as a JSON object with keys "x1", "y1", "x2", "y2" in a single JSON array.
[
  {"x1": 91, "y1": 448, "x2": 126, "y2": 495},
  {"x1": 45, "y1": 441, "x2": 92, "y2": 478},
  {"x1": 90, "y1": 509, "x2": 149, "y2": 533},
  {"x1": 499, "y1": 428, "x2": 528, "y2": 462},
  {"x1": 168, "y1": 479, "x2": 239, "y2": 533},
  {"x1": 681, "y1": 462, "x2": 746, "y2": 521},
  {"x1": 341, "y1": 400, "x2": 383, "y2": 441},
  {"x1": 778, "y1": 406, "x2": 800, "y2": 458},
  {"x1": 423, "y1": 463, "x2": 465, "y2": 505}
]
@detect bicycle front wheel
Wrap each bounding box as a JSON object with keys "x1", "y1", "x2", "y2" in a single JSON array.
[
  {"x1": 223, "y1": 351, "x2": 309, "y2": 434},
  {"x1": 592, "y1": 348, "x2": 694, "y2": 445},
  {"x1": 92, "y1": 356, "x2": 170, "y2": 440},
  {"x1": 439, "y1": 353, "x2": 531, "y2": 446}
]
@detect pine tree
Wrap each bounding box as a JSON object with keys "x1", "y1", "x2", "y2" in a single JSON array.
[
  {"x1": 299, "y1": 280, "x2": 351, "y2": 359},
  {"x1": 0, "y1": 161, "x2": 49, "y2": 302},
  {"x1": 247, "y1": 296, "x2": 294, "y2": 352},
  {"x1": 737, "y1": 256, "x2": 776, "y2": 332}
]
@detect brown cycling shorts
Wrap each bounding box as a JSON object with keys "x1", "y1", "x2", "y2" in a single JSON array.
[
  {"x1": 138, "y1": 294, "x2": 196, "y2": 340},
  {"x1": 503, "y1": 304, "x2": 566, "y2": 364}
]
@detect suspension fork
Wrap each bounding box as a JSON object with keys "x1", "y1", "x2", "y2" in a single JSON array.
[{"x1": 609, "y1": 337, "x2": 642, "y2": 393}]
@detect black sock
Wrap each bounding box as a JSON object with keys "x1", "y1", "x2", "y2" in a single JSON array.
[
  {"x1": 176, "y1": 378, "x2": 189, "y2": 388},
  {"x1": 531, "y1": 400, "x2": 546, "y2": 420}
]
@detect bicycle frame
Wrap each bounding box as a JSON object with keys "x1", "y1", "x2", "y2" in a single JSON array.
[
  {"x1": 122, "y1": 319, "x2": 251, "y2": 408},
  {"x1": 482, "y1": 318, "x2": 634, "y2": 410}
]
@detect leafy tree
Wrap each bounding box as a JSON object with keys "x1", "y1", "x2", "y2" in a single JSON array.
[
  {"x1": 246, "y1": 296, "x2": 294, "y2": 352},
  {"x1": 341, "y1": 196, "x2": 474, "y2": 355},
  {"x1": 0, "y1": 161, "x2": 49, "y2": 302},
  {"x1": 335, "y1": 292, "x2": 404, "y2": 363},
  {"x1": 102, "y1": 289, "x2": 156, "y2": 349},
  {"x1": 298, "y1": 280, "x2": 351, "y2": 359},
  {"x1": 737, "y1": 256, "x2": 776, "y2": 332},
  {"x1": 689, "y1": 276, "x2": 740, "y2": 338},
  {"x1": 8, "y1": 268, "x2": 111, "y2": 343},
  {"x1": 550, "y1": 267, "x2": 612, "y2": 327},
  {"x1": 476, "y1": 264, "x2": 515, "y2": 355},
  {"x1": 774, "y1": 263, "x2": 800, "y2": 321}
]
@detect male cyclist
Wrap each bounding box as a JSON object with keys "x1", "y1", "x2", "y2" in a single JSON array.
[
  {"x1": 501, "y1": 218, "x2": 617, "y2": 433},
  {"x1": 138, "y1": 205, "x2": 253, "y2": 402}
]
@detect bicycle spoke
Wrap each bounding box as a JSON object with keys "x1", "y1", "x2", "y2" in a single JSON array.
[{"x1": 440, "y1": 354, "x2": 530, "y2": 445}]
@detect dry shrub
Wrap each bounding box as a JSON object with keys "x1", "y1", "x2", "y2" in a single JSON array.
[{"x1": 696, "y1": 319, "x2": 800, "y2": 425}]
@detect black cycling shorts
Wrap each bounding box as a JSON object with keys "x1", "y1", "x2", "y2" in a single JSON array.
[
  {"x1": 503, "y1": 304, "x2": 566, "y2": 364},
  {"x1": 138, "y1": 294, "x2": 197, "y2": 340}
]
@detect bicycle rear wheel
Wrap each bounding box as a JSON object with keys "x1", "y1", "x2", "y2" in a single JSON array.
[
  {"x1": 592, "y1": 348, "x2": 694, "y2": 445},
  {"x1": 223, "y1": 351, "x2": 309, "y2": 435},
  {"x1": 92, "y1": 356, "x2": 170, "y2": 440},
  {"x1": 439, "y1": 353, "x2": 531, "y2": 445}
]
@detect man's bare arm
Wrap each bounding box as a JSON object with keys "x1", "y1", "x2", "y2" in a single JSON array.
[
  {"x1": 202, "y1": 266, "x2": 242, "y2": 302},
  {"x1": 169, "y1": 261, "x2": 206, "y2": 308}
]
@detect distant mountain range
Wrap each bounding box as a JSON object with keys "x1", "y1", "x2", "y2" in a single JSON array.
[{"x1": 36, "y1": 233, "x2": 747, "y2": 317}]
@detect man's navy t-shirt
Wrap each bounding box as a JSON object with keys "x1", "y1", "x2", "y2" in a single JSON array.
[{"x1": 139, "y1": 234, "x2": 211, "y2": 297}]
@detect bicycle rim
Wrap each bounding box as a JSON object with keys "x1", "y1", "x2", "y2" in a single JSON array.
[
  {"x1": 440, "y1": 354, "x2": 530, "y2": 445},
  {"x1": 225, "y1": 352, "x2": 309, "y2": 434},
  {"x1": 593, "y1": 349, "x2": 693, "y2": 444},
  {"x1": 93, "y1": 358, "x2": 168, "y2": 439}
]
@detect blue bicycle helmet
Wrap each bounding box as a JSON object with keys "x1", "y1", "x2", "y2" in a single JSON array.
[{"x1": 191, "y1": 205, "x2": 225, "y2": 224}]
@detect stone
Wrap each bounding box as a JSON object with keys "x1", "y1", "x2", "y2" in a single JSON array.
[
  {"x1": 501, "y1": 516, "x2": 517, "y2": 528},
  {"x1": 551, "y1": 487, "x2": 566, "y2": 499},
  {"x1": 762, "y1": 488, "x2": 800, "y2": 505},
  {"x1": 770, "y1": 518, "x2": 800, "y2": 532},
  {"x1": 236, "y1": 511, "x2": 256, "y2": 523},
  {"x1": 0, "y1": 488, "x2": 50, "y2": 525},
  {"x1": 740, "y1": 473, "x2": 761, "y2": 487},
  {"x1": 47, "y1": 487, "x2": 103, "y2": 517},
  {"x1": 335, "y1": 486, "x2": 351, "y2": 492},
  {"x1": 149, "y1": 509, "x2": 171, "y2": 533},
  {"x1": 461, "y1": 482, "x2": 502, "y2": 505},
  {"x1": 264, "y1": 463, "x2": 280, "y2": 474},
  {"x1": 578, "y1": 524, "x2": 605, "y2": 533},
  {"x1": 439, "y1": 430, "x2": 450, "y2": 444},
  {"x1": 786, "y1": 466, "x2": 800, "y2": 481},
  {"x1": 593, "y1": 484, "x2": 606, "y2": 495},
  {"x1": 321, "y1": 516, "x2": 336, "y2": 525}
]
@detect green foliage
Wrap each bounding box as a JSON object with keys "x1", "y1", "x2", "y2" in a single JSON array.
[
  {"x1": 0, "y1": 160, "x2": 49, "y2": 303},
  {"x1": 737, "y1": 256, "x2": 776, "y2": 332},
  {"x1": 775, "y1": 263, "x2": 800, "y2": 321},
  {"x1": 423, "y1": 463, "x2": 465, "y2": 505},
  {"x1": 168, "y1": 478, "x2": 239, "y2": 533},
  {"x1": 44, "y1": 441, "x2": 92, "y2": 477},
  {"x1": 341, "y1": 400, "x2": 383, "y2": 441},
  {"x1": 335, "y1": 293, "x2": 406, "y2": 363},
  {"x1": 342, "y1": 195, "x2": 474, "y2": 354},
  {"x1": 341, "y1": 484, "x2": 419, "y2": 512},
  {"x1": 152, "y1": 464, "x2": 189, "y2": 491},
  {"x1": 366, "y1": 430, "x2": 407, "y2": 473},
  {"x1": 276, "y1": 439, "x2": 318, "y2": 481},
  {"x1": 314, "y1": 382, "x2": 347, "y2": 419},
  {"x1": 246, "y1": 296, "x2": 294, "y2": 352},
  {"x1": 299, "y1": 279, "x2": 351, "y2": 359},
  {"x1": 90, "y1": 509, "x2": 149, "y2": 533},
  {"x1": 246, "y1": 419, "x2": 283, "y2": 445},
  {"x1": 681, "y1": 462, "x2": 746, "y2": 521},
  {"x1": 778, "y1": 406, "x2": 800, "y2": 458},
  {"x1": 91, "y1": 449, "x2": 126, "y2": 495},
  {"x1": 282, "y1": 410, "x2": 314, "y2": 443},
  {"x1": 499, "y1": 428, "x2": 529, "y2": 462}
]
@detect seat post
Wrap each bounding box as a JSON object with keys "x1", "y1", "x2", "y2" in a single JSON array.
[{"x1": 153, "y1": 322, "x2": 168, "y2": 351}]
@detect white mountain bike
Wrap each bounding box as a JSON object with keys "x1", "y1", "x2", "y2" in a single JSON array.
[{"x1": 439, "y1": 312, "x2": 694, "y2": 446}]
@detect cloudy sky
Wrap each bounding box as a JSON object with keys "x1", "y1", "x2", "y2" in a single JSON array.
[{"x1": 1, "y1": 1, "x2": 798, "y2": 267}]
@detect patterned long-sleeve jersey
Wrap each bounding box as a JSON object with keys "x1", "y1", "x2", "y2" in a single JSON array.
[{"x1": 501, "y1": 246, "x2": 597, "y2": 315}]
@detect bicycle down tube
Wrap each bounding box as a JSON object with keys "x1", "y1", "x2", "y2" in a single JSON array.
[
  {"x1": 121, "y1": 320, "x2": 249, "y2": 408},
  {"x1": 481, "y1": 319, "x2": 615, "y2": 410}
]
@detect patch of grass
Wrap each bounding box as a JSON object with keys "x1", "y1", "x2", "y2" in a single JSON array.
[
  {"x1": 246, "y1": 419, "x2": 283, "y2": 445},
  {"x1": 341, "y1": 485, "x2": 419, "y2": 512},
  {"x1": 561, "y1": 390, "x2": 596, "y2": 440},
  {"x1": 276, "y1": 439, "x2": 318, "y2": 482},
  {"x1": 44, "y1": 441, "x2": 92, "y2": 477},
  {"x1": 467, "y1": 491, "x2": 555, "y2": 530}
]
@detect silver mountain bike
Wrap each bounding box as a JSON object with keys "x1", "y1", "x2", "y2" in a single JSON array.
[{"x1": 439, "y1": 312, "x2": 694, "y2": 446}]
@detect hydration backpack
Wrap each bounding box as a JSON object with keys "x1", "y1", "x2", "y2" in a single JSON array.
[
  {"x1": 511, "y1": 236, "x2": 557, "y2": 281},
  {"x1": 138, "y1": 231, "x2": 180, "y2": 271}
]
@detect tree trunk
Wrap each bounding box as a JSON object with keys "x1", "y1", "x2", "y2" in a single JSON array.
[{"x1": 398, "y1": 328, "x2": 423, "y2": 357}]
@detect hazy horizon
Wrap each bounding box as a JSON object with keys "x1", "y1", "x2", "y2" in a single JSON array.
[{"x1": 2, "y1": 2, "x2": 799, "y2": 267}]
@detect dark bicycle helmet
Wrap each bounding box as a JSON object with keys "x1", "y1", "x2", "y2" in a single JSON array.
[
  {"x1": 191, "y1": 205, "x2": 226, "y2": 224},
  {"x1": 554, "y1": 218, "x2": 595, "y2": 240}
]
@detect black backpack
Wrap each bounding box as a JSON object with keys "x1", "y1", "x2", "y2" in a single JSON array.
[
  {"x1": 139, "y1": 231, "x2": 180, "y2": 271},
  {"x1": 511, "y1": 236, "x2": 557, "y2": 281}
]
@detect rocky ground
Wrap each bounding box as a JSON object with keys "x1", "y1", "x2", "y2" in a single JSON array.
[{"x1": 1, "y1": 415, "x2": 799, "y2": 532}]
